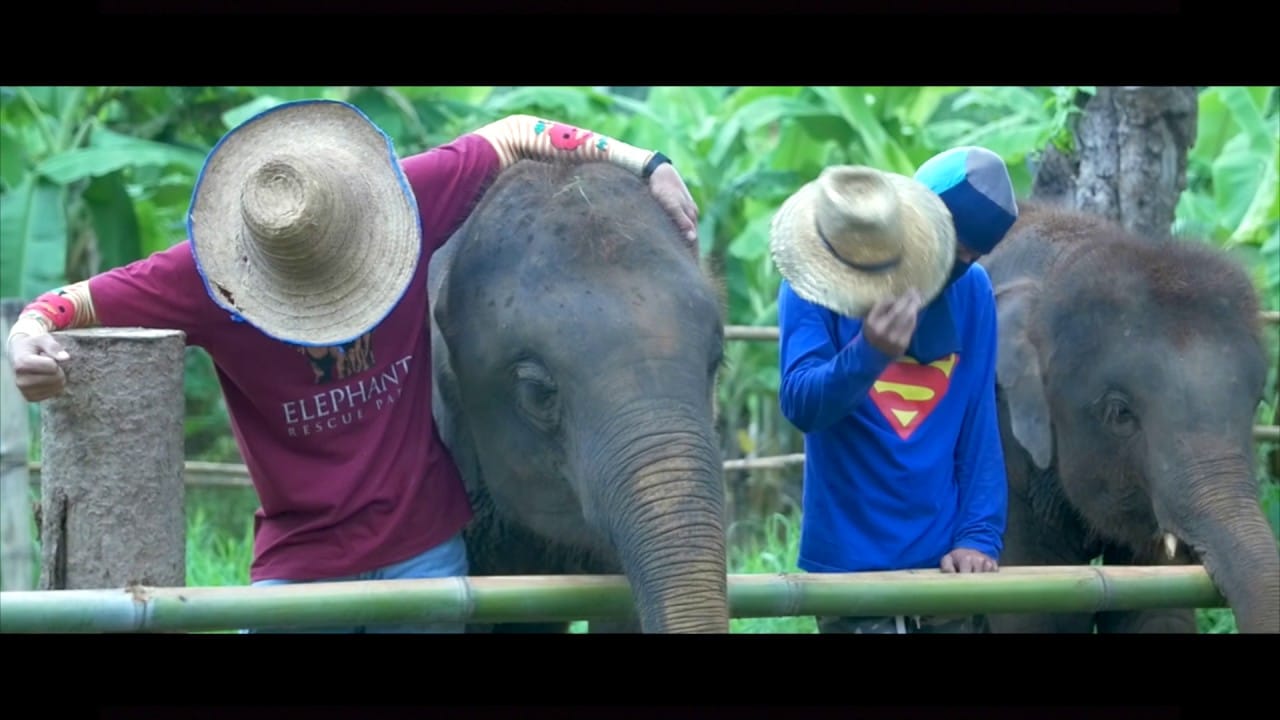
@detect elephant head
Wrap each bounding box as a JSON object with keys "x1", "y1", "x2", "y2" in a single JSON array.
[
  {"x1": 995, "y1": 226, "x2": 1278, "y2": 634},
  {"x1": 429, "y1": 160, "x2": 729, "y2": 633}
]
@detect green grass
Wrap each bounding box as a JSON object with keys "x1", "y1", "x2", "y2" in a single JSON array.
[
  {"x1": 180, "y1": 501, "x2": 819, "y2": 633},
  {"x1": 177, "y1": 499, "x2": 816, "y2": 633},
  {"x1": 185, "y1": 506, "x2": 252, "y2": 588},
  {"x1": 726, "y1": 512, "x2": 817, "y2": 634}
]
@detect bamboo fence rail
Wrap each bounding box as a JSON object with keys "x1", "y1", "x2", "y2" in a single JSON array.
[
  {"x1": 0, "y1": 565, "x2": 1226, "y2": 634},
  {"x1": 19, "y1": 316, "x2": 1280, "y2": 490},
  {"x1": 25, "y1": 427, "x2": 1275, "y2": 490},
  {"x1": 729, "y1": 312, "x2": 1276, "y2": 341}
]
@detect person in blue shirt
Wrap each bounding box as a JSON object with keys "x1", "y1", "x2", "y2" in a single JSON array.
[{"x1": 769, "y1": 146, "x2": 1019, "y2": 634}]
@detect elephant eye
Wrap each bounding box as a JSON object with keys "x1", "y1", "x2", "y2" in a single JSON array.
[
  {"x1": 1097, "y1": 390, "x2": 1139, "y2": 438},
  {"x1": 513, "y1": 361, "x2": 560, "y2": 432}
]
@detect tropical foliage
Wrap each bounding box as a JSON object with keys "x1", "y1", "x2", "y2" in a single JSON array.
[{"x1": 3, "y1": 86, "x2": 1276, "y2": 634}]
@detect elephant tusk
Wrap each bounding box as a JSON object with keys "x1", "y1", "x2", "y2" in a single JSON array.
[{"x1": 1163, "y1": 533, "x2": 1178, "y2": 560}]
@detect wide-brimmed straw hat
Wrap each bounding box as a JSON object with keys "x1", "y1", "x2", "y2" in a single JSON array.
[
  {"x1": 769, "y1": 165, "x2": 956, "y2": 319},
  {"x1": 187, "y1": 99, "x2": 421, "y2": 347}
]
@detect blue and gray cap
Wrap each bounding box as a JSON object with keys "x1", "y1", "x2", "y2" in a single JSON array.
[{"x1": 913, "y1": 147, "x2": 1018, "y2": 255}]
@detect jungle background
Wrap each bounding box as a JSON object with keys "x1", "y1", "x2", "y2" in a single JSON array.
[{"x1": 1, "y1": 85, "x2": 1277, "y2": 633}]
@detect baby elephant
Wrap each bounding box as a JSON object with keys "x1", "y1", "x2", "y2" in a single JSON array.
[
  {"x1": 981, "y1": 200, "x2": 1277, "y2": 634},
  {"x1": 428, "y1": 160, "x2": 730, "y2": 634}
]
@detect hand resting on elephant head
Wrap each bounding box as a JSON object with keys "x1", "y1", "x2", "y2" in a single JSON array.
[{"x1": 646, "y1": 162, "x2": 700, "y2": 253}]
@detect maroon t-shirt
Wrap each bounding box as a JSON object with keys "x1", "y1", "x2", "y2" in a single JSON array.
[{"x1": 89, "y1": 134, "x2": 500, "y2": 582}]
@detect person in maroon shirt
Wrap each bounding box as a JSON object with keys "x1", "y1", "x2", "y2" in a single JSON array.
[{"x1": 6, "y1": 99, "x2": 700, "y2": 633}]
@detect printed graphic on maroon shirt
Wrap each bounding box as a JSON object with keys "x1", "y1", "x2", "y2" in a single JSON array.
[
  {"x1": 283, "y1": 332, "x2": 413, "y2": 438},
  {"x1": 297, "y1": 334, "x2": 376, "y2": 383}
]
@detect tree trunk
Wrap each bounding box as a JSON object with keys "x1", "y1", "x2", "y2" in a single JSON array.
[
  {"x1": 39, "y1": 328, "x2": 187, "y2": 590},
  {"x1": 1032, "y1": 86, "x2": 1199, "y2": 240}
]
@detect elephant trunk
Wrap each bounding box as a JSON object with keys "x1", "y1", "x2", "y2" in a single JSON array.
[
  {"x1": 1162, "y1": 448, "x2": 1280, "y2": 634},
  {"x1": 588, "y1": 402, "x2": 729, "y2": 633}
]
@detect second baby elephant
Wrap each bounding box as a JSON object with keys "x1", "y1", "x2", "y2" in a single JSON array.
[
  {"x1": 981, "y1": 200, "x2": 1278, "y2": 634},
  {"x1": 428, "y1": 159, "x2": 731, "y2": 633}
]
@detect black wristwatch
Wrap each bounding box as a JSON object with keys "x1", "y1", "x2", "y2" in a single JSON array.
[{"x1": 642, "y1": 152, "x2": 672, "y2": 179}]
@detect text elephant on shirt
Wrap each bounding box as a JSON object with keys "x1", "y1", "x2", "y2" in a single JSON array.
[
  {"x1": 981, "y1": 200, "x2": 1278, "y2": 634},
  {"x1": 427, "y1": 159, "x2": 730, "y2": 634}
]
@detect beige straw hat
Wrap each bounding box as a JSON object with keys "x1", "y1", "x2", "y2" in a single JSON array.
[
  {"x1": 187, "y1": 99, "x2": 421, "y2": 347},
  {"x1": 769, "y1": 165, "x2": 957, "y2": 319}
]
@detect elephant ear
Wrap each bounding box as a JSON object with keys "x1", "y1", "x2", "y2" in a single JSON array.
[
  {"x1": 994, "y1": 277, "x2": 1054, "y2": 470},
  {"x1": 428, "y1": 213, "x2": 495, "y2": 500},
  {"x1": 426, "y1": 229, "x2": 474, "y2": 477}
]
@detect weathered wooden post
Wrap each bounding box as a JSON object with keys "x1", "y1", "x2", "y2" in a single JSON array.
[
  {"x1": 38, "y1": 328, "x2": 187, "y2": 590},
  {"x1": 1, "y1": 299, "x2": 36, "y2": 591}
]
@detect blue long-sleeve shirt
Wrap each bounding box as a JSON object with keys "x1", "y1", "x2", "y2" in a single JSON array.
[{"x1": 778, "y1": 264, "x2": 1008, "y2": 573}]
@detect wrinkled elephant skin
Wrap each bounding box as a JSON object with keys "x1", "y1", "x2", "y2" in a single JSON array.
[
  {"x1": 981, "y1": 201, "x2": 1278, "y2": 634},
  {"x1": 427, "y1": 160, "x2": 730, "y2": 634}
]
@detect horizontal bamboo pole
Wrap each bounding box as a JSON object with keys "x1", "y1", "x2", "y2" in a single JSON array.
[
  {"x1": 723, "y1": 453, "x2": 806, "y2": 471},
  {"x1": 16, "y1": 320, "x2": 1276, "y2": 494},
  {"x1": 725, "y1": 313, "x2": 1278, "y2": 342},
  {"x1": 724, "y1": 325, "x2": 781, "y2": 341},
  {"x1": 25, "y1": 424, "x2": 1280, "y2": 492},
  {"x1": 26, "y1": 455, "x2": 812, "y2": 491},
  {"x1": 0, "y1": 565, "x2": 1226, "y2": 634}
]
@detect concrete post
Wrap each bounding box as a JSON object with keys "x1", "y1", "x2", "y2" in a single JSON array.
[
  {"x1": 1, "y1": 299, "x2": 36, "y2": 590},
  {"x1": 38, "y1": 328, "x2": 187, "y2": 590}
]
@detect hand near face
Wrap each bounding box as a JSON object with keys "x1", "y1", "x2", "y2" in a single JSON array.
[
  {"x1": 862, "y1": 289, "x2": 922, "y2": 358},
  {"x1": 940, "y1": 547, "x2": 999, "y2": 573}
]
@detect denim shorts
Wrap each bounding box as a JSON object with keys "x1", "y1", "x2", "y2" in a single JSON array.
[{"x1": 243, "y1": 532, "x2": 469, "y2": 634}]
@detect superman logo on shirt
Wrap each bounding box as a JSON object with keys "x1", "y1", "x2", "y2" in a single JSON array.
[{"x1": 868, "y1": 353, "x2": 958, "y2": 440}]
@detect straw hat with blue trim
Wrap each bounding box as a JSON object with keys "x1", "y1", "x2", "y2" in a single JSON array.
[
  {"x1": 187, "y1": 99, "x2": 421, "y2": 347},
  {"x1": 769, "y1": 164, "x2": 957, "y2": 319}
]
